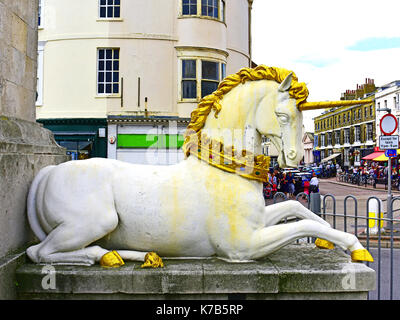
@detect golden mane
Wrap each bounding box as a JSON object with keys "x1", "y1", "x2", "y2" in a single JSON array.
[{"x1": 182, "y1": 65, "x2": 309, "y2": 156}]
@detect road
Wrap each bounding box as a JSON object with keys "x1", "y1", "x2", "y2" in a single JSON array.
[{"x1": 368, "y1": 247, "x2": 400, "y2": 300}]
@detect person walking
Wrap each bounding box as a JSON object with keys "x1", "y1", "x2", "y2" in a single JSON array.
[
  {"x1": 287, "y1": 172, "x2": 295, "y2": 198},
  {"x1": 280, "y1": 172, "x2": 289, "y2": 197},
  {"x1": 309, "y1": 173, "x2": 319, "y2": 193}
]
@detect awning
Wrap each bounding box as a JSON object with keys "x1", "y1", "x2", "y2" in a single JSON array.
[
  {"x1": 320, "y1": 153, "x2": 341, "y2": 163},
  {"x1": 364, "y1": 149, "x2": 400, "y2": 161},
  {"x1": 362, "y1": 151, "x2": 384, "y2": 160},
  {"x1": 373, "y1": 149, "x2": 400, "y2": 161}
]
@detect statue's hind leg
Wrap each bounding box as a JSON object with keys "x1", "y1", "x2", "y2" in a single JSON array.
[
  {"x1": 27, "y1": 217, "x2": 163, "y2": 267},
  {"x1": 249, "y1": 219, "x2": 373, "y2": 262},
  {"x1": 27, "y1": 211, "x2": 120, "y2": 266}
]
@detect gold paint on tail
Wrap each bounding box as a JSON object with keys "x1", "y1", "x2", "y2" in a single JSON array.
[{"x1": 141, "y1": 252, "x2": 164, "y2": 268}]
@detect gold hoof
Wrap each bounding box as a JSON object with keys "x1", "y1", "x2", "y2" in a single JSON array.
[
  {"x1": 100, "y1": 250, "x2": 125, "y2": 268},
  {"x1": 351, "y1": 249, "x2": 374, "y2": 263},
  {"x1": 141, "y1": 252, "x2": 164, "y2": 268},
  {"x1": 315, "y1": 238, "x2": 335, "y2": 250}
]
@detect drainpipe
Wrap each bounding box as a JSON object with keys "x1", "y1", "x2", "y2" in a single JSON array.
[{"x1": 248, "y1": 0, "x2": 253, "y2": 67}]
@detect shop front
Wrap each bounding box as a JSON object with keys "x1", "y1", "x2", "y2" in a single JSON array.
[
  {"x1": 107, "y1": 116, "x2": 190, "y2": 165},
  {"x1": 37, "y1": 118, "x2": 108, "y2": 159}
]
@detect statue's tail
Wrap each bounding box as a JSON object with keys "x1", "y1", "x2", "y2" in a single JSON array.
[{"x1": 27, "y1": 165, "x2": 56, "y2": 241}]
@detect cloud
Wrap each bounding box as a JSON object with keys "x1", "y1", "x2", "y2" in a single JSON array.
[
  {"x1": 251, "y1": 0, "x2": 400, "y2": 132},
  {"x1": 347, "y1": 37, "x2": 400, "y2": 51},
  {"x1": 295, "y1": 57, "x2": 340, "y2": 68}
]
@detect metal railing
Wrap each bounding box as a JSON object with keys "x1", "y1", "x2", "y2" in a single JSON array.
[{"x1": 269, "y1": 192, "x2": 400, "y2": 300}]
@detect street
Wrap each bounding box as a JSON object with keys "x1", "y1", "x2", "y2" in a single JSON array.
[{"x1": 368, "y1": 247, "x2": 400, "y2": 300}]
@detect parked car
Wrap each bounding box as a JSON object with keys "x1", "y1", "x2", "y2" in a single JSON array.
[
  {"x1": 282, "y1": 168, "x2": 301, "y2": 175},
  {"x1": 306, "y1": 166, "x2": 321, "y2": 176},
  {"x1": 294, "y1": 172, "x2": 312, "y2": 181}
]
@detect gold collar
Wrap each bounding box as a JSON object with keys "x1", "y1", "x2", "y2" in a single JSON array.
[{"x1": 184, "y1": 132, "x2": 270, "y2": 183}]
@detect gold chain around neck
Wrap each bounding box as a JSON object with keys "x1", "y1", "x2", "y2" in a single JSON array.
[{"x1": 185, "y1": 132, "x2": 270, "y2": 183}]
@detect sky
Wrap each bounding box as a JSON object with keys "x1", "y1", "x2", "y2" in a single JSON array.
[{"x1": 251, "y1": 0, "x2": 400, "y2": 132}]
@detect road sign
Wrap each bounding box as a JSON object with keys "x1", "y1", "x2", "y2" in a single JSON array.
[
  {"x1": 380, "y1": 113, "x2": 398, "y2": 135},
  {"x1": 379, "y1": 135, "x2": 399, "y2": 149},
  {"x1": 385, "y1": 149, "x2": 397, "y2": 157}
]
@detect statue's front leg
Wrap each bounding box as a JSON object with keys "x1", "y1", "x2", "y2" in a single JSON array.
[
  {"x1": 263, "y1": 200, "x2": 330, "y2": 227},
  {"x1": 248, "y1": 219, "x2": 373, "y2": 262}
]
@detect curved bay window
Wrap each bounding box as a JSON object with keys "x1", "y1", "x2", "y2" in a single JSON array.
[
  {"x1": 182, "y1": 0, "x2": 197, "y2": 15},
  {"x1": 180, "y1": 58, "x2": 226, "y2": 100},
  {"x1": 182, "y1": 59, "x2": 197, "y2": 99},
  {"x1": 181, "y1": 0, "x2": 225, "y2": 22},
  {"x1": 201, "y1": 60, "x2": 219, "y2": 97}
]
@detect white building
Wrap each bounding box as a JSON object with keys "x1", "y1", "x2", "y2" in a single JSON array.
[
  {"x1": 36, "y1": 0, "x2": 254, "y2": 163},
  {"x1": 375, "y1": 80, "x2": 400, "y2": 141},
  {"x1": 302, "y1": 132, "x2": 314, "y2": 165}
]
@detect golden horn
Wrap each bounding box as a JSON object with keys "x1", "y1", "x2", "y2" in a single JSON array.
[{"x1": 298, "y1": 99, "x2": 373, "y2": 111}]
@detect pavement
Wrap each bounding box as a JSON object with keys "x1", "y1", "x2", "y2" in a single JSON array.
[{"x1": 320, "y1": 175, "x2": 400, "y2": 195}]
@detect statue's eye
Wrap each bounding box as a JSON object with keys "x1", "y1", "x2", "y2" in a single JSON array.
[{"x1": 276, "y1": 113, "x2": 289, "y2": 124}]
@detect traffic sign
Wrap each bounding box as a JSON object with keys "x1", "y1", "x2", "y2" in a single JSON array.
[
  {"x1": 380, "y1": 113, "x2": 398, "y2": 135},
  {"x1": 385, "y1": 149, "x2": 397, "y2": 157},
  {"x1": 379, "y1": 135, "x2": 399, "y2": 149}
]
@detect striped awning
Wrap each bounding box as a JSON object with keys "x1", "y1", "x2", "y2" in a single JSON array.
[
  {"x1": 373, "y1": 149, "x2": 400, "y2": 161},
  {"x1": 363, "y1": 149, "x2": 400, "y2": 161},
  {"x1": 362, "y1": 151, "x2": 384, "y2": 160}
]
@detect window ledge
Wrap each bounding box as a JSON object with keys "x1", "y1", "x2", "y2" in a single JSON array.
[
  {"x1": 178, "y1": 99, "x2": 199, "y2": 103},
  {"x1": 96, "y1": 18, "x2": 124, "y2": 22},
  {"x1": 95, "y1": 94, "x2": 121, "y2": 99},
  {"x1": 178, "y1": 15, "x2": 226, "y2": 27}
]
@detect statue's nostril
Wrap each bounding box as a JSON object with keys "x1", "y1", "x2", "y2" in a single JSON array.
[{"x1": 287, "y1": 150, "x2": 297, "y2": 160}]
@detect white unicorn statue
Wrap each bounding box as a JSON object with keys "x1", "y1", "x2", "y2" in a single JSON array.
[{"x1": 26, "y1": 66, "x2": 373, "y2": 268}]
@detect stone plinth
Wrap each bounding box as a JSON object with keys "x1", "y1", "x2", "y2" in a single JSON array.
[
  {"x1": 0, "y1": 0, "x2": 69, "y2": 299},
  {"x1": 0, "y1": 116, "x2": 69, "y2": 299},
  {"x1": 15, "y1": 244, "x2": 376, "y2": 300}
]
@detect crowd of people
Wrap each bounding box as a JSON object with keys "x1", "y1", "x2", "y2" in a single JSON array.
[
  {"x1": 338, "y1": 161, "x2": 400, "y2": 188},
  {"x1": 262, "y1": 168, "x2": 319, "y2": 202},
  {"x1": 262, "y1": 160, "x2": 400, "y2": 203}
]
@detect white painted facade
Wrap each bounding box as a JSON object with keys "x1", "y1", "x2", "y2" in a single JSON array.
[
  {"x1": 375, "y1": 81, "x2": 400, "y2": 143},
  {"x1": 36, "y1": 0, "x2": 253, "y2": 164},
  {"x1": 302, "y1": 132, "x2": 314, "y2": 165}
]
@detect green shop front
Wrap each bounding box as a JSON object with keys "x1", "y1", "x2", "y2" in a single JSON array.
[
  {"x1": 107, "y1": 116, "x2": 190, "y2": 165},
  {"x1": 37, "y1": 118, "x2": 108, "y2": 160}
]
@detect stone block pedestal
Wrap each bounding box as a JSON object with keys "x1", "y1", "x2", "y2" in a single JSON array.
[
  {"x1": 0, "y1": 116, "x2": 69, "y2": 299},
  {"x1": 15, "y1": 244, "x2": 376, "y2": 300}
]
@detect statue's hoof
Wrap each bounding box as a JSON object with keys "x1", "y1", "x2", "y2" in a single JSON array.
[
  {"x1": 141, "y1": 252, "x2": 164, "y2": 268},
  {"x1": 315, "y1": 238, "x2": 335, "y2": 250},
  {"x1": 351, "y1": 249, "x2": 374, "y2": 263},
  {"x1": 100, "y1": 250, "x2": 125, "y2": 268}
]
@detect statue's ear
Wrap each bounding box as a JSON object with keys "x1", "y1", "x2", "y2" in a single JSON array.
[{"x1": 278, "y1": 72, "x2": 293, "y2": 92}]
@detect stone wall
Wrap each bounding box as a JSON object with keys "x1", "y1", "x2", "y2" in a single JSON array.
[
  {"x1": 0, "y1": 0, "x2": 38, "y2": 121},
  {"x1": 0, "y1": 0, "x2": 69, "y2": 299}
]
